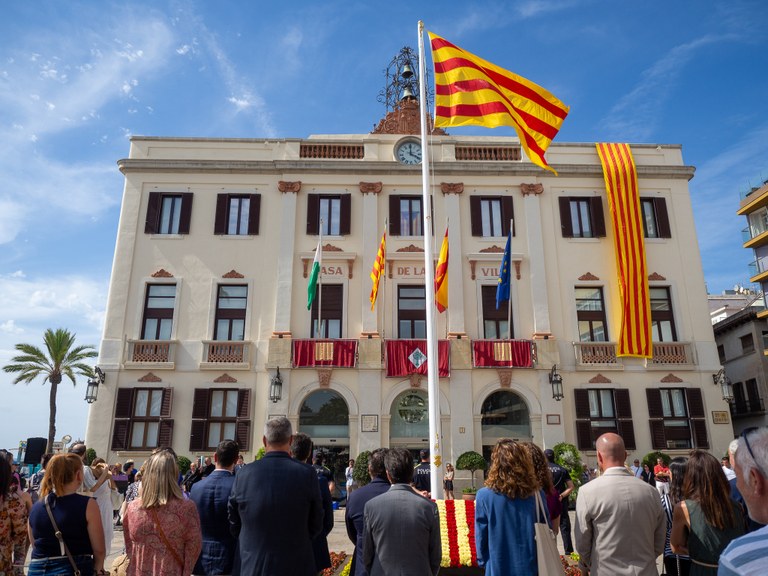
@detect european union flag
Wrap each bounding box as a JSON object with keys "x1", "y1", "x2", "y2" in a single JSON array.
[{"x1": 496, "y1": 231, "x2": 512, "y2": 309}]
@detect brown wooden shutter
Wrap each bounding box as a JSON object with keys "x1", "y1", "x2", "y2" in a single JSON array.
[
  {"x1": 145, "y1": 192, "x2": 161, "y2": 234},
  {"x1": 189, "y1": 421, "x2": 206, "y2": 452},
  {"x1": 617, "y1": 420, "x2": 637, "y2": 450},
  {"x1": 214, "y1": 194, "x2": 229, "y2": 235},
  {"x1": 686, "y1": 388, "x2": 705, "y2": 418},
  {"x1": 114, "y1": 388, "x2": 134, "y2": 419},
  {"x1": 691, "y1": 420, "x2": 709, "y2": 449},
  {"x1": 111, "y1": 388, "x2": 134, "y2": 450},
  {"x1": 178, "y1": 192, "x2": 193, "y2": 234},
  {"x1": 501, "y1": 196, "x2": 515, "y2": 236},
  {"x1": 614, "y1": 389, "x2": 632, "y2": 419},
  {"x1": 192, "y1": 388, "x2": 210, "y2": 419},
  {"x1": 339, "y1": 194, "x2": 351, "y2": 235},
  {"x1": 306, "y1": 194, "x2": 320, "y2": 235},
  {"x1": 654, "y1": 198, "x2": 671, "y2": 238},
  {"x1": 160, "y1": 388, "x2": 173, "y2": 418},
  {"x1": 234, "y1": 389, "x2": 251, "y2": 450},
  {"x1": 237, "y1": 389, "x2": 251, "y2": 419},
  {"x1": 574, "y1": 389, "x2": 591, "y2": 419},
  {"x1": 111, "y1": 421, "x2": 130, "y2": 451},
  {"x1": 247, "y1": 194, "x2": 261, "y2": 235},
  {"x1": 591, "y1": 197, "x2": 606, "y2": 237},
  {"x1": 470, "y1": 196, "x2": 482, "y2": 236},
  {"x1": 649, "y1": 420, "x2": 666, "y2": 450},
  {"x1": 687, "y1": 387, "x2": 709, "y2": 449},
  {"x1": 157, "y1": 420, "x2": 174, "y2": 448},
  {"x1": 559, "y1": 197, "x2": 573, "y2": 238},
  {"x1": 576, "y1": 421, "x2": 593, "y2": 451},
  {"x1": 646, "y1": 388, "x2": 664, "y2": 418},
  {"x1": 389, "y1": 195, "x2": 401, "y2": 236}
]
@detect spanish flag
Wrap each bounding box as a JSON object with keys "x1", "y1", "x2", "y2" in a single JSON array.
[
  {"x1": 596, "y1": 143, "x2": 652, "y2": 358},
  {"x1": 435, "y1": 227, "x2": 449, "y2": 313},
  {"x1": 369, "y1": 229, "x2": 386, "y2": 311},
  {"x1": 429, "y1": 31, "x2": 569, "y2": 175}
]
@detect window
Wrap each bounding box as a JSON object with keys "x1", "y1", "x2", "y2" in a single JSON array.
[
  {"x1": 214, "y1": 285, "x2": 247, "y2": 341},
  {"x1": 388, "y1": 195, "x2": 433, "y2": 236},
  {"x1": 190, "y1": 388, "x2": 251, "y2": 451},
  {"x1": 214, "y1": 194, "x2": 260, "y2": 235},
  {"x1": 141, "y1": 284, "x2": 176, "y2": 340},
  {"x1": 482, "y1": 285, "x2": 511, "y2": 338},
  {"x1": 481, "y1": 391, "x2": 531, "y2": 440},
  {"x1": 299, "y1": 390, "x2": 350, "y2": 438},
  {"x1": 575, "y1": 287, "x2": 608, "y2": 342},
  {"x1": 748, "y1": 207, "x2": 768, "y2": 239},
  {"x1": 640, "y1": 198, "x2": 671, "y2": 238},
  {"x1": 574, "y1": 389, "x2": 635, "y2": 450},
  {"x1": 717, "y1": 344, "x2": 726, "y2": 364},
  {"x1": 306, "y1": 194, "x2": 351, "y2": 236},
  {"x1": 311, "y1": 285, "x2": 343, "y2": 338},
  {"x1": 145, "y1": 192, "x2": 193, "y2": 235},
  {"x1": 559, "y1": 197, "x2": 606, "y2": 238},
  {"x1": 470, "y1": 196, "x2": 514, "y2": 237},
  {"x1": 650, "y1": 287, "x2": 677, "y2": 342},
  {"x1": 398, "y1": 285, "x2": 426, "y2": 338},
  {"x1": 740, "y1": 334, "x2": 755, "y2": 354},
  {"x1": 762, "y1": 331, "x2": 768, "y2": 350},
  {"x1": 647, "y1": 387, "x2": 708, "y2": 450},
  {"x1": 111, "y1": 388, "x2": 173, "y2": 451}
]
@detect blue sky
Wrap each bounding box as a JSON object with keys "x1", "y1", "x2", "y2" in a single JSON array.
[{"x1": 1, "y1": 0, "x2": 767, "y2": 453}]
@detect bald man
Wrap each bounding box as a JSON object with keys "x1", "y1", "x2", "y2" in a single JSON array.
[{"x1": 575, "y1": 433, "x2": 665, "y2": 575}]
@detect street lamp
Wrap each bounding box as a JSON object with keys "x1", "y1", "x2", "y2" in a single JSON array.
[
  {"x1": 270, "y1": 367, "x2": 283, "y2": 403},
  {"x1": 549, "y1": 364, "x2": 564, "y2": 401},
  {"x1": 712, "y1": 368, "x2": 734, "y2": 403},
  {"x1": 85, "y1": 367, "x2": 105, "y2": 404}
]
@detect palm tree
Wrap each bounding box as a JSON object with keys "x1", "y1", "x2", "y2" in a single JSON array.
[{"x1": 3, "y1": 328, "x2": 97, "y2": 453}]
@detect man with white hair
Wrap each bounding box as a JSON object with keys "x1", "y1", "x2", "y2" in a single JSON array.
[{"x1": 719, "y1": 427, "x2": 768, "y2": 575}]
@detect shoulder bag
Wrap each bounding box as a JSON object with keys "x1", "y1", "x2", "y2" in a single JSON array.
[
  {"x1": 44, "y1": 494, "x2": 83, "y2": 576},
  {"x1": 534, "y1": 490, "x2": 564, "y2": 575},
  {"x1": 149, "y1": 507, "x2": 185, "y2": 570}
]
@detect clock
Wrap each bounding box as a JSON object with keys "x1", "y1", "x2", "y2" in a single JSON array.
[{"x1": 395, "y1": 140, "x2": 422, "y2": 165}]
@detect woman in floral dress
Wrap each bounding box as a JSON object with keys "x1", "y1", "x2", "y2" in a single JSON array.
[{"x1": 0, "y1": 458, "x2": 26, "y2": 576}]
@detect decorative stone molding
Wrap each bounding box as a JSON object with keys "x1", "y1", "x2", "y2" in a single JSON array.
[
  {"x1": 359, "y1": 182, "x2": 383, "y2": 194},
  {"x1": 222, "y1": 270, "x2": 245, "y2": 279},
  {"x1": 661, "y1": 373, "x2": 683, "y2": 383},
  {"x1": 214, "y1": 373, "x2": 238, "y2": 383},
  {"x1": 468, "y1": 254, "x2": 521, "y2": 280},
  {"x1": 648, "y1": 272, "x2": 667, "y2": 281},
  {"x1": 371, "y1": 99, "x2": 446, "y2": 135},
  {"x1": 301, "y1": 244, "x2": 354, "y2": 279},
  {"x1": 479, "y1": 245, "x2": 505, "y2": 253},
  {"x1": 138, "y1": 372, "x2": 162, "y2": 382},
  {"x1": 278, "y1": 180, "x2": 301, "y2": 193},
  {"x1": 520, "y1": 183, "x2": 544, "y2": 196},
  {"x1": 396, "y1": 244, "x2": 425, "y2": 253},
  {"x1": 440, "y1": 182, "x2": 464, "y2": 195},
  {"x1": 589, "y1": 374, "x2": 612, "y2": 384},
  {"x1": 317, "y1": 368, "x2": 333, "y2": 388},
  {"x1": 497, "y1": 369, "x2": 513, "y2": 388},
  {"x1": 409, "y1": 373, "x2": 423, "y2": 388},
  {"x1": 578, "y1": 272, "x2": 600, "y2": 281},
  {"x1": 151, "y1": 269, "x2": 173, "y2": 278}
]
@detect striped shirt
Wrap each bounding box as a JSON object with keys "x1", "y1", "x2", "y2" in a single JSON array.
[
  {"x1": 661, "y1": 493, "x2": 689, "y2": 560},
  {"x1": 718, "y1": 524, "x2": 768, "y2": 575}
]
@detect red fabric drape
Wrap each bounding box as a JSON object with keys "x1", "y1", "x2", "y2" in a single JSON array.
[
  {"x1": 292, "y1": 339, "x2": 358, "y2": 368},
  {"x1": 472, "y1": 339, "x2": 533, "y2": 368},
  {"x1": 385, "y1": 339, "x2": 450, "y2": 377}
]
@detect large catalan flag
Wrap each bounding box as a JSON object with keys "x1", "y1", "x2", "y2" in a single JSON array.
[
  {"x1": 596, "y1": 143, "x2": 652, "y2": 358},
  {"x1": 369, "y1": 228, "x2": 386, "y2": 311},
  {"x1": 429, "y1": 31, "x2": 569, "y2": 175},
  {"x1": 435, "y1": 227, "x2": 449, "y2": 312}
]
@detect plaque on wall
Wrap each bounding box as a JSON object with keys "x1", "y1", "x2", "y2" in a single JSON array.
[
  {"x1": 546, "y1": 414, "x2": 561, "y2": 425},
  {"x1": 712, "y1": 411, "x2": 730, "y2": 424},
  {"x1": 361, "y1": 414, "x2": 379, "y2": 432}
]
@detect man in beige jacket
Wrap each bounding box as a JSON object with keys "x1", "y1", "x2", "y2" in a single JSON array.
[{"x1": 575, "y1": 433, "x2": 666, "y2": 575}]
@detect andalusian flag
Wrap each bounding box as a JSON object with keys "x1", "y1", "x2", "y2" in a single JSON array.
[
  {"x1": 370, "y1": 229, "x2": 386, "y2": 311},
  {"x1": 429, "y1": 31, "x2": 569, "y2": 175},
  {"x1": 307, "y1": 240, "x2": 322, "y2": 310},
  {"x1": 596, "y1": 143, "x2": 652, "y2": 358},
  {"x1": 435, "y1": 227, "x2": 449, "y2": 313}
]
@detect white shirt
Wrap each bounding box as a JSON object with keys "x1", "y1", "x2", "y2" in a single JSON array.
[{"x1": 722, "y1": 465, "x2": 737, "y2": 481}]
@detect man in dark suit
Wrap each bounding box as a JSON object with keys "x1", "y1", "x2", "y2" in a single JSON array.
[
  {"x1": 291, "y1": 433, "x2": 334, "y2": 575},
  {"x1": 201, "y1": 456, "x2": 216, "y2": 477},
  {"x1": 229, "y1": 417, "x2": 323, "y2": 576},
  {"x1": 363, "y1": 447, "x2": 441, "y2": 576},
  {"x1": 345, "y1": 448, "x2": 389, "y2": 576},
  {"x1": 191, "y1": 439, "x2": 239, "y2": 575}
]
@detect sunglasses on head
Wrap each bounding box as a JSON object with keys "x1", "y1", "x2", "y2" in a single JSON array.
[{"x1": 741, "y1": 427, "x2": 767, "y2": 478}]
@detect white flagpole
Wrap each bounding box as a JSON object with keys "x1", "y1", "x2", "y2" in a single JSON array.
[
  {"x1": 507, "y1": 218, "x2": 513, "y2": 339},
  {"x1": 418, "y1": 20, "x2": 442, "y2": 499}
]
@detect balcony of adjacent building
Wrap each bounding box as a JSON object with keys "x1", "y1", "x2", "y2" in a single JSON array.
[
  {"x1": 737, "y1": 180, "x2": 768, "y2": 218},
  {"x1": 730, "y1": 397, "x2": 766, "y2": 418},
  {"x1": 573, "y1": 341, "x2": 696, "y2": 370}
]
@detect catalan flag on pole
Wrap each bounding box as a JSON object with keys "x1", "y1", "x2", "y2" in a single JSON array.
[
  {"x1": 434, "y1": 227, "x2": 449, "y2": 313},
  {"x1": 429, "y1": 31, "x2": 569, "y2": 175},
  {"x1": 370, "y1": 228, "x2": 386, "y2": 311},
  {"x1": 596, "y1": 143, "x2": 652, "y2": 358}
]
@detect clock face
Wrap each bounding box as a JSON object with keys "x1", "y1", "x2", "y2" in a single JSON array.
[{"x1": 396, "y1": 141, "x2": 422, "y2": 165}]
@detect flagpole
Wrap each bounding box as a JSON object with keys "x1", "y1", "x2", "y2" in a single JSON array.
[
  {"x1": 507, "y1": 218, "x2": 513, "y2": 339},
  {"x1": 418, "y1": 20, "x2": 442, "y2": 499}
]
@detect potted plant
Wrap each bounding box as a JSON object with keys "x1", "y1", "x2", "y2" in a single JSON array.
[{"x1": 456, "y1": 451, "x2": 487, "y2": 500}]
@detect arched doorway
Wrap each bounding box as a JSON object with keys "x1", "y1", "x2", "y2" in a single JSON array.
[
  {"x1": 299, "y1": 389, "x2": 349, "y2": 489},
  {"x1": 481, "y1": 390, "x2": 532, "y2": 462},
  {"x1": 389, "y1": 389, "x2": 429, "y2": 460}
]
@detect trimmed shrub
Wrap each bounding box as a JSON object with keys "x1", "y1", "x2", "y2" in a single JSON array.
[
  {"x1": 642, "y1": 451, "x2": 670, "y2": 469},
  {"x1": 177, "y1": 455, "x2": 191, "y2": 475},
  {"x1": 352, "y1": 451, "x2": 372, "y2": 487},
  {"x1": 85, "y1": 448, "x2": 97, "y2": 465},
  {"x1": 456, "y1": 451, "x2": 487, "y2": 491}
]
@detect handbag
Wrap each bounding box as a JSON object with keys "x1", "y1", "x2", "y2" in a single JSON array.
[
  {"x1": 110, "y1": 552, "x2": 130, "y2": 576},
  {"x1": 44, "y1": 494, "x2": 84, "y2": 576},
  {"x1": 534, "y1": 490, "x2": 565, "y2": 575}
]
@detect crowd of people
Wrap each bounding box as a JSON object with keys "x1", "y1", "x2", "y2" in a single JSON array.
[{"x1": 0, "y1": 423, "x2": 766, "y2": 575}]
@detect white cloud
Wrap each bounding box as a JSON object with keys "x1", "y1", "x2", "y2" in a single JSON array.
[
  {"x1": 0, "y1": 320, "x2": 23, "y2": 334},
  {"x1": 0, "y1": 198, "x2": 27, "y2": 244}
]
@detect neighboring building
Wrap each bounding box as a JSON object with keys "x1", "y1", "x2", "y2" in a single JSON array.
[
  {"x1": 85, "y1": 64, "x2": 735, "y2": 486},
  {"x1": 709, "y1": 290, "x2": 764, "y2": 325}
]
